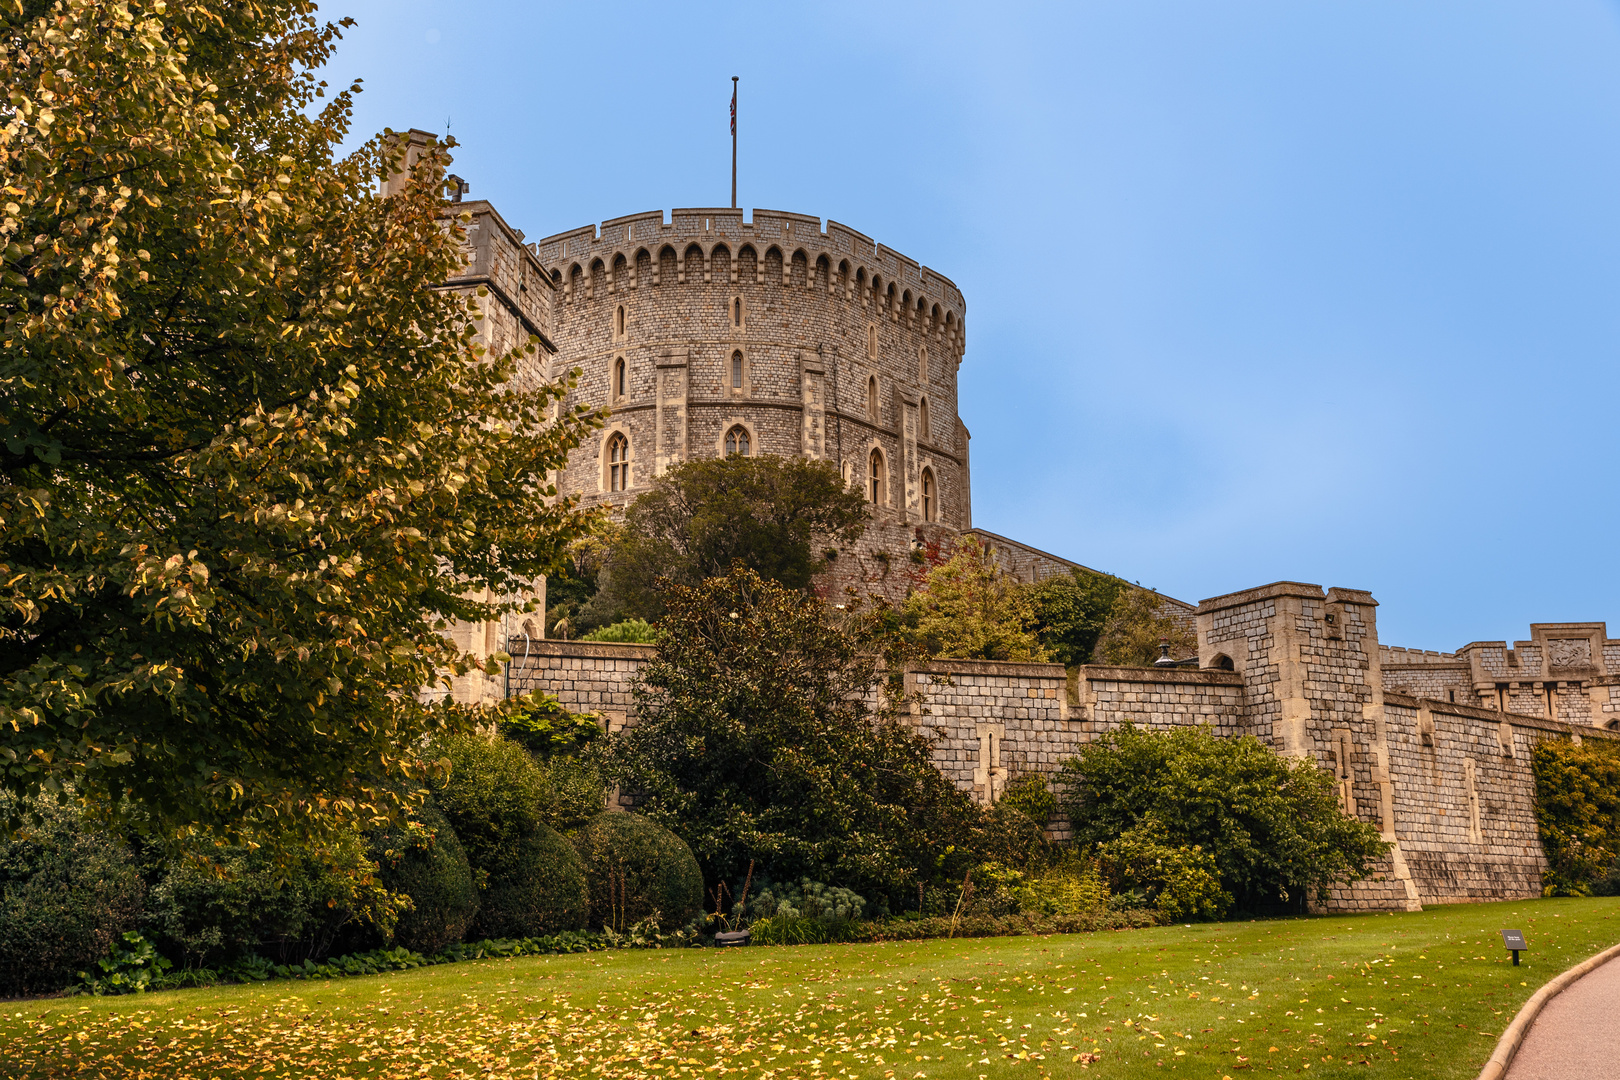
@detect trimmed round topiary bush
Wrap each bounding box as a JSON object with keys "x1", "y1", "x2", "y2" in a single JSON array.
[
  {"x1": 475, "y1": 823, "x2": 590, "y2": 939},
  {"x1": 428, "y1": 734, "x2": 593, "y2": 939},
  {"x1": 370, "y1": 798, "x2": 478, "y2": 954},
  {"x1": 0, "y1": 796, "x2": 145, "y2": 996},
  {"x1": 573, "y1": 812, "x2": 704, "y2": 932}
]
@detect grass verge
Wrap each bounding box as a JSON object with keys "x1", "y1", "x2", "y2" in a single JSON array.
[{"x1": 2, "y1": 896, "x2": 1617, "y2": 1079}]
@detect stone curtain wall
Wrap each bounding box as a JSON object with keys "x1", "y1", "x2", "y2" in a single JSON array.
[
  {"x1": 536, "y1": 209, "x2": 971, "y2": 535},
  {"x1": 504, "y1": 640, "x2": 652, "y2": 734},
  {"x1": 503, "y1": 576, "x2": 1620, "y2": 912}
]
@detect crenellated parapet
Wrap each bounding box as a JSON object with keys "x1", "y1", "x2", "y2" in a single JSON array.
[{"x1": 536, "y1": 208, "x2": 967, "y2": 353}]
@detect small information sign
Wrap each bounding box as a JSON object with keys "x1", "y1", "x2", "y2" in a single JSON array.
[{"x1": 1502, "y1": 929, "x2": 1528, "y2": 965}]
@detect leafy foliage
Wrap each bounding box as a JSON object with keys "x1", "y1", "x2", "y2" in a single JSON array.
[
  {"x1": 1089, "y1": 587, "x2": 1198, "y2": 666},
  {"x1": 997, "y1": 773, "x2": 1058, "y2": 828},
  {"x1": 367, "y1": 797, "x2": 477, "y2": 955},
  {"x1": 140, "y1": 829, "x2": 400, "y2": 968},
  {"x1": 573, "y1": 812, "x2": 704, "y2": 932},
  {"x1": 1057, "y1": 725, "x2": 1389, "y2": 909},
  {"x1": 1531, "y1": 736, "x2": 1620, "y2": 895},
  {"x1": 0, "y1": 0, "x2": 599, "y2": 847},
  {"x1": 581, "y1": 619, "x2": 658, "y2": 644},
  {"x1": 612, "y1": 566, "x2": 984, "y2": 902},
  {"x1": 496, "y1": 693, "x2": 601, "y2": 759},
  {"x1": 0, "y1": 794, "x2": 144, "y2": 996},
  {"x1": 1025, "y1": 569, "x2": 1126, "y2": 667},
  {"x1": 475, "y1": 823, "x2": 589, "y2": 939},
  {"x1": 75, "y1": 930, "x2": 171, "y2": 995},
  {"x1": 1095, "y1": 818, "x2": 1230, "y2": 921},
  {"x1": 427, "y1": 734, "x2": 589, "y2": 938},
  {"x1": 593, "y1": 456, "x2": 868, "y2": 622},
  {"x1": 902, "y1": 536, "x2": 1048, "y2": 662}
]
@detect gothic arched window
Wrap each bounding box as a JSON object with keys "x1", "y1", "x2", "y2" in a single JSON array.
[
  {"x1": 921, "y1": 467, "x2": 935, "y2": 522},
  {"x1": 733, "y1": 296, "x2": 743, "y2": 327},
  {"x1": 614, "y1": 357, "x2": 626, "y2": 399},
  {"x1": 919, "y1": 397, "x2": 931, "y2": 442},
  {"x1": 867, "y1": 375, "x2": 879, "y2": 421},
  {"x1": 607, "y1": 433, "x2": 630, "y2": 492},
  {"x1": 731, "y1": 350, "x2": 744, "y2": 390},
  {"x1": 919, "y1": 344, "x2": 929, "y2": 384},
  {"x1": 615, "y1": 304, "x2": 625, "y2": 337},
  {"x1": 868, "y1": 448, "x2": 885, "y2": 506},
  {"x1": 725, "y1": 425, "x2": 751, "y2": 456}
]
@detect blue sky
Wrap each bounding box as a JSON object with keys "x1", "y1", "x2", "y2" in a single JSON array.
[{"x1": 323, "y1": 1, "x2": 1620, "y2": 651}]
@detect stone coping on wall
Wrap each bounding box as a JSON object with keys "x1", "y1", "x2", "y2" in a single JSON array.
[
  {"x1": 1076, "y1": 665, "x2": 1246, "y2": 687},
  {"x1": 1197, "y1": 580, "x2": 1327, "y2": 611},
  {"x1": 506, "y1": 639, "x2": 655, "y2": 661},
  {"x1": 1384, "y1": 692, "x2": 1620, "y2": 741},
  {"x1": 911, "y1": 658, "x2": 1067, "y2": 680}
]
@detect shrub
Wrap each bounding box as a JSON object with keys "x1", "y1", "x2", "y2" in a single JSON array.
[
  {"x1": 0, "y1": 796, "x2": 145, "y2": 996},
  {"x1": 1095, "y1": 819, "x2": 1230, "y2": 921},
  {"x1": 581, "y1": 619, "x2": 658, "y2": 644},
  {"x1": 998, "y1": 774, "x2": 1058, "y2": 829},
  {"x1": 142, "y1": 832, "x2": 392, "y2": 968},
  {"x1": 745, "y1": 877, "x2": 867, "y2": 923},
  {"x1": 573, "y1": 812, "x2": 704, "y2": 932},
  {"x1": 429, "y1": 734, "x2": 591, "y2": 938},
  {"x1": 369, "y1": 798, "x2": 478, "y2": 954},
  {"x1": 1531, "y1": 736, "x2": 1620, "y2": 895},
  {"x1": 1058, "y1": 724, "x2": 1389, "y2": 910},
  {"x1": 497, "y1": 693, "x2": 602, "y2": 759},
  {"x1": 535, "y1": 756, "x2": 609, "y2": 833},
  {"x1": 475, "y1": 824, "x2": 590, "y2": 939}
]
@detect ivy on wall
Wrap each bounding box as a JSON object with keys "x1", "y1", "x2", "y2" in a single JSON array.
[{"x1": 1532, "y1": 737, "x2": 1620, "y2": 895}]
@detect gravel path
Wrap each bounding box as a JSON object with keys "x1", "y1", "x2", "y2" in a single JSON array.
[{"x1": 1505, "y1": 955, "x2": 1620, "y2": 1080}]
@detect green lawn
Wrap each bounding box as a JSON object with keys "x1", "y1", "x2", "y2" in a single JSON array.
[{"x1": 4, "y1": 896, "x2": 1618, "y2": 1080}]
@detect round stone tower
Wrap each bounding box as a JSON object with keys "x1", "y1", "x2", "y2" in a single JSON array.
[{"x1": 535, "y1": 208, "x2": 972, "y2": 535}]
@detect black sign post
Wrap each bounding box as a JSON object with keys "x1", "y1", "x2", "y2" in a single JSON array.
[{"x1": 1501, "y1": 929, "x2": 1528, "y2": 966}]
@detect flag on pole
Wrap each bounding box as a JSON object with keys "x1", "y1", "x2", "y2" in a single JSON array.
[{"x1": 730, "y1": 84, "x2": 737, "y2": 135}]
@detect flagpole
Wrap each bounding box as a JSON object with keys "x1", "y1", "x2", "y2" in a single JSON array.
[{"x1": 731, "y1": 76, "x2": 739, "y2": 209}]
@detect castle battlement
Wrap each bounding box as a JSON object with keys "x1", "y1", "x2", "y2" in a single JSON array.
[{"x1": 535, "y1": 208, "x2": 966, "y2": 323}]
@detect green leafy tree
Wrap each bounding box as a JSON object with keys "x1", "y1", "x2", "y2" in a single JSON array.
[
  {"x1": 592, "y1": 455, "x2": 868, "y2": 624},
  {"x1": 903, "y1": 536, "x2": 1048, "y2": 662},
  {"x1": 1089, "y1": 586, "x2": 1198, "y2": 666},
  {"x1": 0, "y1": 1, "x2": 598, "y2": 846},
  {"x1": 1531, "y1": 737, "x2": 1620, "y2": 895},
  {"x1": 1027, "y1": 569, "x2": 1125, "y2": 667},
  {"x1": 1057, "y1": 725, "x2": 1389, "y2": 910},
  {"x1": 612, "y1": 566, "x2": 981, "y2": 902}
]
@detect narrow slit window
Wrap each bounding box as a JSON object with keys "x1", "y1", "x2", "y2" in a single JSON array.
[
  {"x1": 733, "y1": 297, "x2": 743, "y2": 327},
  {"x1": 919, "y1": 397, "x2": 931, "y2": 442},
  {"x1": 616, "y1": 305, "x2": 625, "y2": 336},
  {"x1": 614, "y1": 357, "x2": 626, "y2": 399},
  {"x1": 731, "y1": 351, "x2": 744, "y2": 389},
  {"x1": 921, "y1": 467, "x2": 935, "y2": 522},
  {"x1": 867, "y1": 375, "x2": 878, "y2": 421}
]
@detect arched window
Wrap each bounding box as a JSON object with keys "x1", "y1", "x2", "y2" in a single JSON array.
[
  {"x1": 614, "y1": 357, "x2": 626, "y2": 399},
  {"x1": 732, "y1": 296, "x2": 743, "y2": 327},
  {"x1": 868, "y1": 448, "x2": 885, "y2": 505},
  {"x1": 919, "y1": 397, "x2": 931, "y2": 442},
  {"x1": 731, "y1": 350, "x2": 744, "y2": 390},
  {"x1": 918, "y1": 344, "x2": 929, "y2": 384},
  {"x1": 607, "y1": 433, "x2": 630, "y2": 492},
  {"x1": 615, "y1": 304, "x2": 625, "y2": 336},
  {"x1": 920, "y1": 467, "x2": 935, "y2": 522},
  {"x1": 867, "y1": 324, "x2": 878, "y2": 358},
  {"x1": 867, "y1": 375, "x2": 879, "y2": 421},
  {"x1": 725, "y1": 425, "x2": 751, "y2": 456}
]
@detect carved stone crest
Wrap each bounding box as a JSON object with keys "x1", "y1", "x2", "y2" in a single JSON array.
[{"x1": 1548, "y1": 638, "x2": 1592, "y2": 670}]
